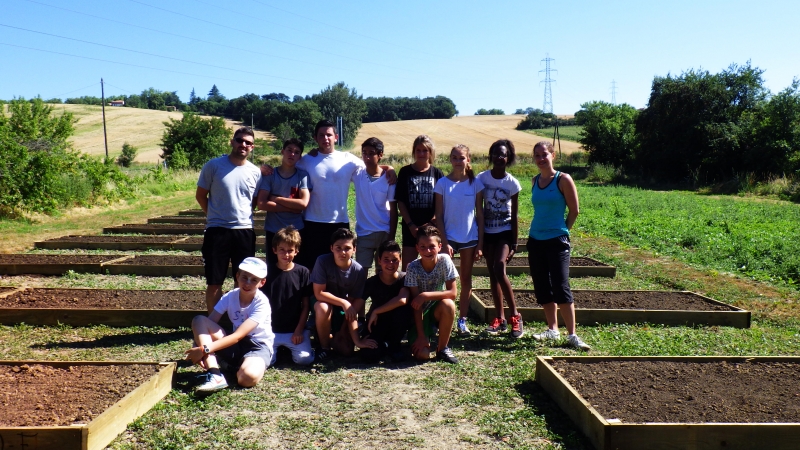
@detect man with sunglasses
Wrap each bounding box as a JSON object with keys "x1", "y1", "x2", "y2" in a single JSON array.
[{"x1": 197, "y1": 126, "x2": 262, "y2": 312}]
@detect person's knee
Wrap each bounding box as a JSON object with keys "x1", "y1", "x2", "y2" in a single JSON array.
[
  {"x1": 191, "y1": 314, "x2": 208, "y2": 330},
  {"x1": 439, "y1": 298, "x2": 456, "y2": 314},
  {"x1": 314, "y1": 301, "x2": 330, "y2": 316},
  {"x1": 491, "y1": 261, "x2": 507, "y2": 280},
  {"x1": 237, "y1": 361, "x2": 266, "y2": 387},
  {"x1": 293, "y1": 351, "x2": 314, "y2": 365}
]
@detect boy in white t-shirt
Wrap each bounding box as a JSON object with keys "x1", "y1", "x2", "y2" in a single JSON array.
[
  {"x1": 353, "y1": 137, "x2": 397, "y2": 271},
  {"x1": 186, "y1": 257, "x2": 274, "y2": 393}
]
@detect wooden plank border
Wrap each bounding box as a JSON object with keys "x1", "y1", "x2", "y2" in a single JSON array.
[
  {"x1": 470, "y1": 289, "x2": 751, "y2": 328},
  {"x1": 536, "y1": 356, "x2": 800, "y2": 450},
  {"x1": 460, "y1": 257, "x2": 616, "y2": 278},
  {"x1": 0, "y1": 361, "x2": 175, "y2": 450}
]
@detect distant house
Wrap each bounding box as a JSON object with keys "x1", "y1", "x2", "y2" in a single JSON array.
[
  {"x1": 165, "y1": 105, "x2": 177, "y2": 112},
  {"x1": 109, "y1": 100, "x2": 125, "y2": 107}
]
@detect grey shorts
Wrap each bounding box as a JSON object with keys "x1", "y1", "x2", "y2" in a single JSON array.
[{"x1": 214, "y1": 336, "x2": 273, "y2": 368}]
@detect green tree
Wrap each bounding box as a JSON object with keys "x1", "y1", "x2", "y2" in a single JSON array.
[
  {"x1": 311, "y1": 82, "x2": 366, "y2": 146},
  {"x1": 746, "y1": 80, "x2": 800, "y2": 176},
  {"x1": 577, "y1": 101, "x2": 639, "y2": 167},
  {"x1": 475, "y1": 108, "x2": 504, "y2": 115},
  {"x1": 160, "y1": 113, "x2": 230, "y2": 169},
  {"x1": 208, "y1": 84, "x2": 225, "y2": 101},
  {"x1": 1, "y1": 97, "x2": 76, "y2": 146},
  {"x1": 117, "y1": 142, "x2": 138, "y2": 167},
  {"x1": 635, "y1": 62, "x2": 768, "y2": 181}
]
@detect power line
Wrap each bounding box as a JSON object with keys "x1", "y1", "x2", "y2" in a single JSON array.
[
  {"x1": 540, "y1": 55, "x2": 556, "y2": 114},
  {"x1": 50, "y1": 82, "x2": 100, "y2": 98}
]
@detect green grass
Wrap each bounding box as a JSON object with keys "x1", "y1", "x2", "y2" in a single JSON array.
[
  {"x1": 523, "y1": 125, "x2": 583, "y2": 143},
  {"x1": 2, "y1": 160, "x2": 800, "y2": 448}
]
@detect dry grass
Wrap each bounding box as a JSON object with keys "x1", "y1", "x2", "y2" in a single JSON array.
[
  {"x1": 50, "y1": 104, "x2": 273, "y2": 163},
  {"x1": 355, "y1": 114, "x2": 583, "y2": 156}
]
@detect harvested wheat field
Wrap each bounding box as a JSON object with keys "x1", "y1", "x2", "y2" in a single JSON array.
[
  {"x1": 51, "y1": 104, "x2": 273, "y2": 163},
  {"x1": 355, "y1": 114, "x2": 582, "y2": 155}
]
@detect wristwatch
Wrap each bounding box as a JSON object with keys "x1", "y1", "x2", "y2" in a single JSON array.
[{"x1": 202, "y1": 344, "x2": 211, "y2": 354}]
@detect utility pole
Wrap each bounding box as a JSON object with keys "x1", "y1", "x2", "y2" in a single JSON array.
[
  {"x1": 100, "y1": 78, "x2": 109, "y2": 160},
  {"x1": 611, "y1": 80, "x2": 617, "y2": 105},
  {"x1": 540, "y1": 55, "x2": 556, "y2": 114},
  {"x1": 336, "y1": 116, "x2": 343, "y2": 150}
]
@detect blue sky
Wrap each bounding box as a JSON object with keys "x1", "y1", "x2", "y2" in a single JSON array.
[{"x1": 2, "y1": 0, "x2": 798, "y2": 115}]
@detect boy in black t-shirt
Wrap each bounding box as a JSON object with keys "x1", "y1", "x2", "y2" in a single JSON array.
[
  {"x1": 360, "y1": 240, "x2": 412, "y2": 362},
  {"x1": 261, "y1": 226, "x2": 314, "y2": 365}
]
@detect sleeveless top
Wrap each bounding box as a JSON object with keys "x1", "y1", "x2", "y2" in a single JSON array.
[{"x1": 528, "y1": 171, "x2": 570, "y2": 240}]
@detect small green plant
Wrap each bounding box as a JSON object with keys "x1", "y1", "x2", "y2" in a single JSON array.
[
  {"x1": 117, "y1": 142, "x2": 138, "y2": 167},
  {"x1": 586, "y1": 163, "x2": 622, "y2": 183}
]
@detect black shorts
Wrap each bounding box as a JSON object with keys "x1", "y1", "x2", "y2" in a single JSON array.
[
  {"x1": 297, "y1": 221, "x2": 349, "y2": 271},
  {"x1": 484, "y1": 230, "x2": 515, "y2": 246},
  {"x1": 401, "y1": 221, "x2": 434, "y2": 248},
  {"x1": 214, "y1": 336, "x2": 273, "y2": 369},
  {"x1": 201, "y1": 227, "x2": 256, "y2": 285},
  {"x1": 527, "y1": 235, "x2": 573, "y2": 305}
]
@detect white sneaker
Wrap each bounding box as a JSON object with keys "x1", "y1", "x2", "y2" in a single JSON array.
[
  {"x1": 196, "y1": 373, "x2": 228, "y2": 392},
  {"x1": 532, "y1": 328, "x2": 561, "y2": 341},
  {"x1": 567, "y1": 334, "x2": 591, "y2": 351},
  {"x1": 457, "y1": 317, "x2": 471, "y2": 336}
]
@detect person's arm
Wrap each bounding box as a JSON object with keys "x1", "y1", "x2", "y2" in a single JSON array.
[
  {"x1": 270, "y1": 188, "x2": 309, "y2": 210},
  {"x1": 185, "y1": 311, "x2": 255, "y2": 364},
  {"x1": 433, "y1": 192, "x2": 452, "y2": 256},
  {"x1": 559, "y1": 173, "x2": 580, "y2": 230},
  {"x1": 292, "y1": 296, "x2": 310, "y2": 345},
  {"x1": 367, "y1": 287, "x2": 409, "y2": 332},
  {"x1": 411, "y1": 278, "x2": 457, "y2": 305},
  {"x1": 508, "y1": 193, "x2": 519, "y2": 261},
  {"x1": 408, "y1": 286, "x2": 429, "y2": 355},
  {"x1": 260, "y1": 164, "x2": 274, "y2": 176},
  {"x1": 388, "y1": 201, "x2": 398, "y2": 239},
  {"x1": 397, "y1": 201, "x2": 419, "y2": 237},
  {"x1": 313, "y1": 283, "x2": 355, "y2": 320},
  {"x1": 380, "y1": 165, "x2": 397, "y2": 184},
  {"x1": 474, "y1": 190, "x2": 485, "y2": 261},
  {"x1": 195, "y1": 187, "x2": 210, "y2": 214}
]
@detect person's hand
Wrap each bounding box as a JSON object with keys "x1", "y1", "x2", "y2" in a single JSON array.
[
  {"x1": 411, "y1": 295, "x2": 426, "y2": 310},
  {"x1": 342, "y1": 300, "x2": 357, "y2": 322},
  {"x1": 356, "y1": 338, "x2": 378, "y2": 349},
  {"x1": 367, "y1": 313, "x2": 378, "y2": 333},
  {"x1": 445, "y1": 244, "x2": 454, "y2": 258},
  {"x1": 506, "y1": 244, "x2": 517, "y2": 263},
  {"x1": 291, "y1": 331, "x2": 304, "y2": 345},
  {"x1": 473, "y1": 247, "x2": 483, "y2": 262},
  {"x1": 411, "y1": 337, "x2": 429, "y2": 356},
  {"x1": 185, "y1": 346, "x2": 204, "y2": 365},
  {"x1": 409, "y1": 223, "x2": 418, "y2": 238},
  {"x1": 260, "y1": 164, "x2": 274, "y2": 176},
  {"x1": 308, "y1": 148, "x2": 319, "y2": 157}
]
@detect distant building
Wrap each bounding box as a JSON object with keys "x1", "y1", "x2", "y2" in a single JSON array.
[
  {"x1": 165, "y1": 105, "x2": 177, "y2": 112},
  {"x1": 109, "y1": 100, "x2": 125, "y2": 107}
]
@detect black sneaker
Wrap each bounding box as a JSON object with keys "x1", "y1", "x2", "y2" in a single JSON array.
[
  {"x1": 316, "y1": 348, "x2": 333, "y2": 362},
  {"x1": 436, "y1": 347, "x2": 459, "y2": 364},
  {"x1": 510, "y1": 313, "x2": 524, "y2": 339}
]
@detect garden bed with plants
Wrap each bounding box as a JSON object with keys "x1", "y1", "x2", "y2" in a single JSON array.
[
  {"x1": 0, "y1": 361, "x2": 174, "y2": 450},
  {"x1": 470, "y1": 289, "x2": 750, "y2": 327},
  {"x1": 537, "y1": 356, "x2": 800, "y2": 449},
  {"x1": 0, "y1": 254, "x2": 129, "y2": 275}
]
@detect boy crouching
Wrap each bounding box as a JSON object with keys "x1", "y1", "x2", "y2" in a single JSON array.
[{"x1": 186, "y1": 257, "x2": 274, "y2": 392}]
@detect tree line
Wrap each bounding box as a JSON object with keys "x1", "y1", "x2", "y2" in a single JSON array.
[{"x1": 576, "y1": 62, "x2": 800, "y2": 191}]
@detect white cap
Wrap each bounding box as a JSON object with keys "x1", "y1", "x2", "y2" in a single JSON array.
[{"x1": 238, "y1": 257, "x2": 267, "y2": 279}]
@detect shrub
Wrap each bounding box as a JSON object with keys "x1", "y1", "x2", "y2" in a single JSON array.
[
  {"x1": 117, "y1": 142, "x2": 138, "y2": 167},
  {"x1": 160, "y1": 113, "x2": 230, "y2": 169},
  {"x1": 577, "y1": 101, "x2": 639, "y2": 167},
  {"x1": 586, "y1": 163, "x2": 623, "y2": 184}
]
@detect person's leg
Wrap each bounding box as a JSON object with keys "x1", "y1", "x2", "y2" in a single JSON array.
[
  {"x1": 529, "y1": 237, "x2": 561, "y2": 340},
  {"x1": 483, "y1": 239, "x2": 504, "y2": 320},
  {"x1": 230, "y1": 229, "x2": 257, "y2": 290},
  {"x1": 264, "y1": 230, "x2": 277, "y2": 271},
  {"x1": 559, "y1": 302, "x2": 577, "y2": 335},
  {"x1": 314, "y1": 301, "x2": 333, "y2": 350},
  {"x1": 237, "y1": 356, "x2": 267, "y2": 387},
  {"x1": 332, "y1": 320, "x2": 356, "y2": 356},
  {"x1": 191, "y1": 315, "x2": 227, "y2": 370},
  {"x1": 433, "y1": 299, "x2": 456, "y2": 352},
  {"x1": 288, "y1": 330, "x2": 315, "y2": 365},
  {"x1": 201, "y1": 227, "x2": 231, "y2": 312},
  {"x1": 401, "y1": 223, "x2": 418, "y2": 270},
  {"x1": 204, "y1": 285, "x2": 223, "y2": 313},
  {"x1": 548, "y1": 236, "x2": 574, "y2": 333},
  {"x1": 355, "y1": 231, "x2": 387, "y2": 273}
]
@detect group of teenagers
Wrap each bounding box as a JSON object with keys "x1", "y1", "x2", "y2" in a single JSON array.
[{"x1": 185, "y1": 119, "x2": 590, "y2": 393}]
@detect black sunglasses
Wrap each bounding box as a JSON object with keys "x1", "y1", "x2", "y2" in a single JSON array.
[{"x1": 234, "y1": 137, "x2": 254, "y2": 146}]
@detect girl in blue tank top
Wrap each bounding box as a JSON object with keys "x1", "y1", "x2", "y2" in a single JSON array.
[{"x1": 526, "y1": 141, "x2": 590, "y2": 351}]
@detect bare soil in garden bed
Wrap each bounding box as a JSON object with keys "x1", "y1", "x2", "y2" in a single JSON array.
[
  {"x1": 181, "y1": 236, "x2": 266, "y2": 245},
  {"x1": 550, "y1": 360, "x2": 800, "y2": 423},
  {"x1": 509, "y1": 291, "x2": 735, "y2": 311},
  {"x1": 0, "y1": 288, "x2": 204, "y2": 309},
  {"x1": 455, "y1": 256, "x2": 607, "y2": 267},
  {"x1": 41, "y1": 235, "x2": 185, "y2": 243},
  {"x1": 118, "y1": 224, "x2": 205, "y2": 230},
  {"x1": 0, "y1": 254, "x2": 122, "y2": 264},
  {"x1": 109, "y1": 255, "x2": 203, "y2": 266},
  {"x1": 0, "y1": 363, "x2": 161, "y2": 426}
]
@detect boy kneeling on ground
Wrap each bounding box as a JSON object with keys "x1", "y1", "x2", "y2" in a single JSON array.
[
  {"x1": 312, "y1": 228, "x2": 378, "y2": 359},
  {"x1": 406, "y1": 225, "x2": 459, "y2": 364},
  {"x1": 186, "y1": 257, "x2": 274, "y2": 392}
]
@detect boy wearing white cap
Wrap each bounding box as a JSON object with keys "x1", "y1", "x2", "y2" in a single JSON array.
[{"x1": 186, "y1": 257, "x2": 274, "y2": 392}]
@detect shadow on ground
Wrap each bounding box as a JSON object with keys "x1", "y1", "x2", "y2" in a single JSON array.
[
  {"x1": 30, "y1": 329, "x2": 191, "y2": 349},
  {"x1": 516, "y1": 379, "x2": 593, "y2": 450}
]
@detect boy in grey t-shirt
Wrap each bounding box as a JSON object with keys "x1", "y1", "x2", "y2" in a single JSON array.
[
  {"x1": 311, "y1": 228, "x2": 378, "y2": 359},
  {"x1": 196, "y1": 126, "x2": 262, "y2": 312}
]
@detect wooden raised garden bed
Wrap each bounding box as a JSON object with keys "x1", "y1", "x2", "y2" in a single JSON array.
[
  {"x1": 147, "y1": 216, "x2": 266, "y2": 227},
  {"x1": 35, "y1": 235, "x2": 191, "y2": 251},
  {"x1": 104, "y1": 224, "x2": 267, "y2": 236},
  {"x1": 470, "y1": 289, "x2": 750, "y2": 328},
  {"x1": 0, "y1": 360, "x2": 175, "y2": 450},
  {"x1": 179, "y1": 208, "x2": 265, "y2": 217},
  {"x1": 454, "y1": 256, "x2": 616, "y2": 277},
  {"x1": 104, "y1": 255, "x2": 205, "y2": 276},
  {"x1": 536, "y1": 356, "x2": 800, "y2": 450},
  {"x1": 0, "y1": 254, "x2": 131, "y2": 276},
  {"x1": 0, "y1": 288, "x2": 205, "y2": 327}
]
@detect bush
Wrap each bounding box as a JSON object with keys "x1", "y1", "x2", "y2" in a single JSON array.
[
  {"x1": 577, "y1": 101, "x2": 639, "y2": 167},
  {"x1": 117, "y1": 142, "x2": 138, "y2": 167},
  {"x1": 475, "y1": 108, "x2": 504, "y2": 115},
  {"x1": 160, "y1": 113, "x2": 230, "y2": 169},
  {"x1": 586, "y1": 163, "x2": 623, "y2": 184}
]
